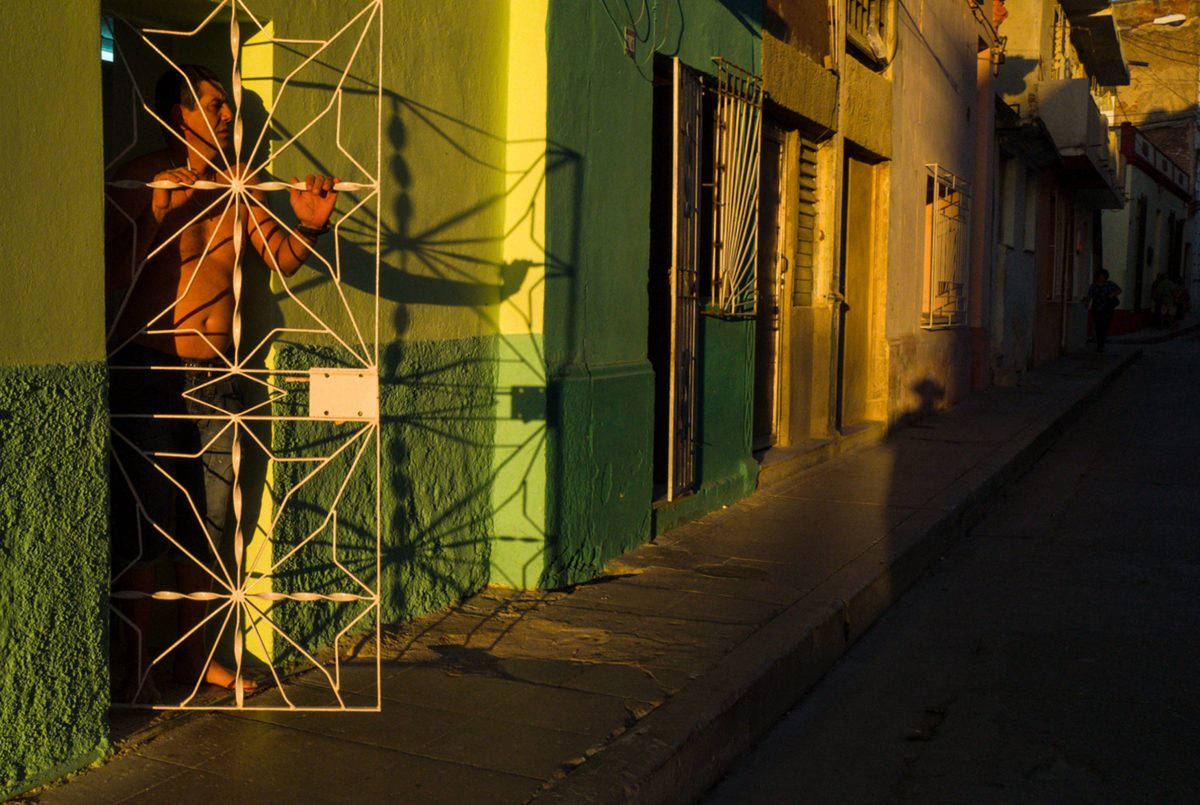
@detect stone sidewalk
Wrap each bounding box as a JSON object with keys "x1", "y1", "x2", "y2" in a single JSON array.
[{"x1": 21, "y1": 347, "x2": 1138, "y2": 805}]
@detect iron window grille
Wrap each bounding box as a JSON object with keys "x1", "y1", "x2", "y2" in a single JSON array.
[
  {"x1": 922, "y1": 164, "x2": 970, "y2": 330},
  {"x1": 846, "y1": 0, "x2": 888, "y2": 64},
  {"x1": 709, "y1": 57, "x2": 763, "y2": 319}
]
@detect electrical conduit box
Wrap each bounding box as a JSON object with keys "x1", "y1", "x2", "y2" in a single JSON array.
[{"x1": 308, "y1": 368, "x2": 379, "y2": 421}]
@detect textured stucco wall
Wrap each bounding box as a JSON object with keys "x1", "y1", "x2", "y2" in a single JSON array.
[
  {"x1": 268, "y1": 338, "x2": 494, "y2": 654},
  {"x1": 543, "y1": 0, "x2": 759, "y2": 371},
  {"x1": 995, "y1": 0, "x2": 1053, "y2": 103},
  {"x1": 0, "y1": 364, "x2": 110, "y2": 797},
  {"x1": 763, "y1": 31, "x2": 838, "y2": 130},
  {"x1": 842, "y1": 57, "x2": 893, "y2": 159},
  {"x1": 1113, "y1": 1, "x2": 1199, "y2": 137},
  {"x1": 1, "y1": 1, "x2": 111, "y2": 796}
]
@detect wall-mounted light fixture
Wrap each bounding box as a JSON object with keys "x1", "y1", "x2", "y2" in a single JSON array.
[{"x1": 1152, "y1": 13, "x2": 1187, "y2": 26}]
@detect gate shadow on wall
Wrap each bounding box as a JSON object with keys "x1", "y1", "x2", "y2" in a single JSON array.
[
  {"x1": 249, "y1": 84, "x2": 582, "y2": 663},
  {"x1": 102, "y1": 10, "x2": 581, "y2": 697}
]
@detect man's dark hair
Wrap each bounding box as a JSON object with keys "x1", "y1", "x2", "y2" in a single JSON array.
[
  {"x1": 154, "y1": 64, "x2": 222, "y2": 141},
  {"x1": 1096, "y1": 269, "x2": 1109, "y2": 281}
]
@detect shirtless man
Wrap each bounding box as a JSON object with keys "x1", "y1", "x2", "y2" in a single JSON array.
[{"x1": 105, "y1": 64, "x2": 337, "y2": 702}]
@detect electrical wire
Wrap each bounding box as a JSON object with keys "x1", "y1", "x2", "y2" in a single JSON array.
[
  {"x1": 639, "y1": 0, "x2": 675, "y2": 66},
  {"x1": 964, "y1": 0, "x2": 1000, "y2": 46},
  {"x1": 1129, "y1": 67, "x2": 1199, "y2": 108},
  {"x1": 1121, "y1": 29, "x2": 1200, "y2": 62}
]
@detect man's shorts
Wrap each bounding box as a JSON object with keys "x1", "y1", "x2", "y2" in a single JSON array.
[{"x1": 108, "y1": 343, "x2": 242, "y2": 567}]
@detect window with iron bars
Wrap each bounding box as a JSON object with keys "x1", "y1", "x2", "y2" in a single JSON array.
[
  {"x1": 709, "y1": 57, "x2": 763, "y2": 319},
  {"x1": 846, "y1": 0, "x2": 888, "y2": 64},
  {"x1": 922, "y1": 165, "x2": 970, "y2": 329}
]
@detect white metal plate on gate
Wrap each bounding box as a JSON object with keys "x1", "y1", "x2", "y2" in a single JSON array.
[{"x1": 309, "y1": 368, "x2": 379, "y2": 421}]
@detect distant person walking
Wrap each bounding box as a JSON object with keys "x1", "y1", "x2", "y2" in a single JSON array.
[
  {"x1": 1086, "y1": 269, "x2": 1121, "y2": 352},
  {"x1": 1151, "y1": 273, "x2": 1185, "y2": 329}
]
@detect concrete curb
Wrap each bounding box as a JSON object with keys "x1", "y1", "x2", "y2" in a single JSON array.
[{"x1": 532, "y1": 349, "x2": 1141, "y2": 805}]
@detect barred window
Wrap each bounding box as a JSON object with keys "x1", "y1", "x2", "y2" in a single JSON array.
[
  {"x1": 922, "y1": 165, "x2": 970, "y2": 329},
  {"x1": 846, "y1": 0, "x2": 888, "y2": 64},
  {"x1": 709, "y1": 57, "x2": 763, "y2": 318}
]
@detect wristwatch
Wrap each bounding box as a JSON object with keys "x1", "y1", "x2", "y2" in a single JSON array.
[{"x1": 296, "y1": 221, "x2": 331, "y2": 239}]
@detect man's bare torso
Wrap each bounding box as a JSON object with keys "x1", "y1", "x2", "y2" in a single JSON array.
[{"x1": 112, "y1": 151, "x2": 253, "y2": 360}]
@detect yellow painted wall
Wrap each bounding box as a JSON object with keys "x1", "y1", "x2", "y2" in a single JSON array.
[{"x1": 490, "y1": 0, "x2": 549, "y2": 587}]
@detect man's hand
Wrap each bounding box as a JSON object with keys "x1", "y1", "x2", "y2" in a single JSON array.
[
  {"x1": 150, "y1": 167, "x2": 198, "y2": 223},
  {"x1": 289, "y1": 174, "x2": 338, "y2": 229}
]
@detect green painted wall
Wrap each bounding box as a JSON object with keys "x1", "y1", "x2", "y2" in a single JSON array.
[
  {"x1": 238, "y1": 1, "x2": 513, "y2": 644},
  {"x1": 654, "y1": 318, "x2": 758, "y2": 535},
  {"x1": 543, "y1": 2, "x2": 762, "y2": 581},
  {"x1": 4, "y1": 1, "x2": 107, "y2": 367},
  {"x1": 267, "y1": 337, "x2": 495, "y2": 655},
  {"x1": 1, "y1": 2, "x2": 112, "y2": 796},
  {"x1": 0, "y1": 365, "x2": 110, "y2": 797},
  {"x1": 543, "y1": 0, "x2": 761, "y2": 365},
  {"x1": 490, "y1": 332, "x2": 549, "y2": 589}
]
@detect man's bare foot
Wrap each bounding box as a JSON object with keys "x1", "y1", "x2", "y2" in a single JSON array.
[
  {"x1": 175, "y1": 659, "x2": 259, "y2": 692},
  {"x1": 205, "y1": 659, "x2": 258, "y2": 692},
  {"x1": 120, "y1": 672, "x2": 162, "y2": 705}
]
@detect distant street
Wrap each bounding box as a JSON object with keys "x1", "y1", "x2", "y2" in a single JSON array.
[{"x1": 705, "y1": 336, "x2": 1200, "y2": 804}]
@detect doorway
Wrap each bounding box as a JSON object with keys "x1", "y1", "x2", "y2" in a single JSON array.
[
  {"x1": 836, "y1": 156, "x2": 875, "y2": 431},
  {"x1": 649, "y1": 57, "x2": 704, "y2": 501},
  {"x1": 753, "y1": 124, "x2": 786, "y2": 450},
  {"x1": 102, "y1": 3, "x2": 384, "y2": 711},
  {"x1": 1133, "y1": 196, "x2": 1148, "y2": 310},
  {"x1": 1033, "y1": 189, "x2": 1068, "y2": 364}
]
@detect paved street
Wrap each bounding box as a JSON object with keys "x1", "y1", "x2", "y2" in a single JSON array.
[
  {"x1": 704, "y1": 336, "x2": 1200, "y2": 803},
  {"x1": 22, "y1": 341, "x2": 1149, "y2": 805}
]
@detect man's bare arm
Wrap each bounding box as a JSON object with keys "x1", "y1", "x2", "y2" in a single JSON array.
[
  {"x1": 245, "y1": 174, "x2": 338, "y2": 278},
  {"x1": 104, "y1": 157, "x2": 198, "y2": 291}
]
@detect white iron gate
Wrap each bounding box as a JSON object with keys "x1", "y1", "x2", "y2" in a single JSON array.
[{"x1": 104, "y1": 0, "x2": 384, "y2": 711}]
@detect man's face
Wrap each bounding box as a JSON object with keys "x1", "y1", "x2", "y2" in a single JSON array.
[{"x1": 178, "y1": 80, "x2": 233, "y2": 158}]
